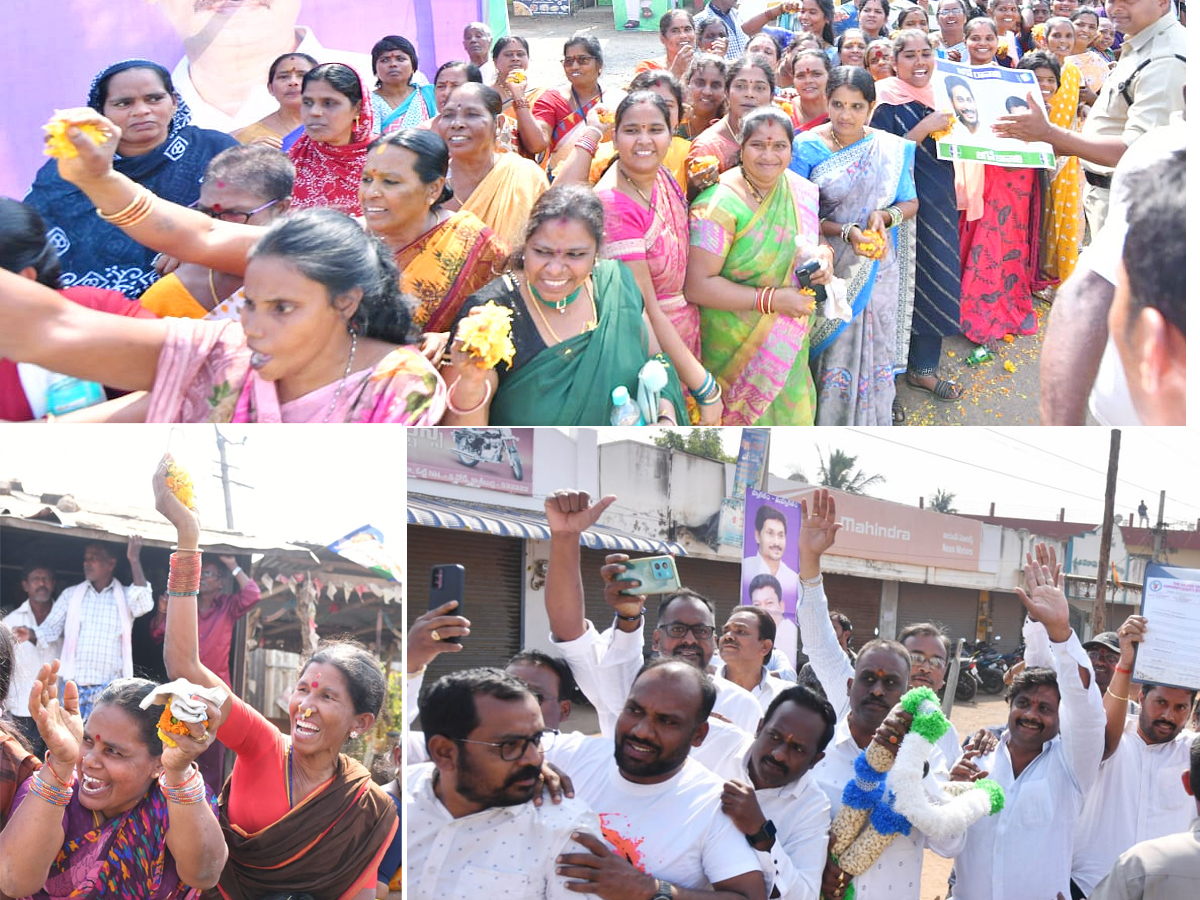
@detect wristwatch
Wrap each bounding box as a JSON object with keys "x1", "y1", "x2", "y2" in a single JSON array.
[
  {"x1": 650, "y1": 879, "x2": 674, "y2": 900},
  {"x1": 747, "y1": 819, "x2": 777, "y2": 848}
]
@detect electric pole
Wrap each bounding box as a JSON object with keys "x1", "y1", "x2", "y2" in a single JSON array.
[
  {"x1": 1094, "y1": 429, "x2": 1120, "y2": 634},
  {"x1": 213, "y1": 426, "x2": 251, "y2": 530}
]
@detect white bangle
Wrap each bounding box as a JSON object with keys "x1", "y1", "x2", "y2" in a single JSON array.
[
  {"x1": 231, "y1": 566, "x2": 243, "y2": 577},
  {"x1": 799, "y1": 573, "x2": 823, "y2": 587}
]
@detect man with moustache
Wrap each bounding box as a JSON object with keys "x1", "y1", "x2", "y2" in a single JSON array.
[
  {"x1": 715, "y1": 607, "x2": 789, "y2": 713},
  {"x1": 3, "y1": 562, "x2": 62, "y2": 756},
  {"x1": 17, "y1": 539, "x2": 152, "y2": 722},
  {"x1": 148, "y1": 0, "x2": 376, "y2": 131},
  {"x1": 794, "y1": 490, "x2": 965, "y2": 900},
  {"x1": 542, "y1": 490, "x2": 762, "y2": 737},
  {"x1": 704, "y1": 685, "x2": 838, "y2": 900},
  {"x1": 947, "y1": 547, "x2": 1105, "y2": 900},
  {"x1": 547, "y1": 659, "x2": 768, "y2": 900},
  {"x1": 742, "y1": 506, "x2": 799, "y2": 616},
  {"x1": 1070, "y1": 615, "x2": 1199, "y2": 897},
  {"x1": 407, "y1": 668, "x2": 600, "y2": 900},
  {"x1": 748, "y1": 575, "x2": 799, "y2": 674}
]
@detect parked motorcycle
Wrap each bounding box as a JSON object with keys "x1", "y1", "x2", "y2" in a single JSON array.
[
  {"x1": 452, "y1": 428, "x2": 523, "y2": 480},
  {"x1": 955, "y1": 658, "x2": 980, "y2": 701},
  {"x1": 967, "y1": 637, "x2": 1009, "y2": 695}
]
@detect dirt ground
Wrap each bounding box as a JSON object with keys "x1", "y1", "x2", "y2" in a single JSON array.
[{"x1": 921, "y1": 692, "x2": 1012, "y2": 900}]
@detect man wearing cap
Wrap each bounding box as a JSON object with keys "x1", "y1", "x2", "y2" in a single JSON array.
[{"x1": 1071, "y1": 615, "x2": 1198, "y2": 897}]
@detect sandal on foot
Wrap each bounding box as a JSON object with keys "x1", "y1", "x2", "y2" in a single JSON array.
[
  {"x1": 906, "y1": 374, "x2": 963, "y2": 402},
  {"x1": 893, "y1": 396, "x2": 906, "y2": 425},
  {"x1": 624, "y1": 19, "x2": 641, "y2": 29}
]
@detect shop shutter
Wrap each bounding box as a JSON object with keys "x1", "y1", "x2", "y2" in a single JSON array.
[
  {"x1": 824, "y1": 574, "x2": 883, "y2": 640},
  {"x1": 989, "y1": 593, "x2": 1028, "y2": 654},
  {"x1": 406, "y1": 526, "x2": 523, "y2": 685},
  {"x1": 897, "y1": 583, "x2": 981, "y2": 649}
]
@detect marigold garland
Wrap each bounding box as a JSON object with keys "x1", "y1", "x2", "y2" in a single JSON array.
[
  {"x1": 456, "y1": 302, "x2": 516, "y2": 369},
  {"x1": 43, "y1": 113, "x2": 109, "y2": 159},
  {"x1": 165, "y1": 458, "x2": 196, "y2": 509}
]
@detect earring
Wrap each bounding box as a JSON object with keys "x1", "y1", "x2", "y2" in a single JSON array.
[{"x1": 350, "y1": 731, "x2": 358, "y2": 739}]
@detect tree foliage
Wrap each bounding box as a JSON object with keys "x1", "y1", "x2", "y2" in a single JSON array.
[
  {"x1": 930, "y1": 488, "x2": 957, "y2": 514},
  {"x1": 816, "y1": 447, "x2": 885, "y2": 495},
  {"x1": 651, "y1": 428, "x2": 735, "y2": 463}
]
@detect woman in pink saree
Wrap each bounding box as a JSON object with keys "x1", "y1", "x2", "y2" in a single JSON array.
[
  {"x1": 0, "y1": 109, "x2": 445, "y2": 424},
  {"x1": 594, "y1": 91, "x2": 721, "y2": 425}
]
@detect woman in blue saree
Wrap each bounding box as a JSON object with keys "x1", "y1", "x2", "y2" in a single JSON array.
[
  {"x1": 789, "y1": 65, "x2": 917, "y2": 425},
  {"x1": 25, "y1": 60, "x2": 237, "y2": 298}
]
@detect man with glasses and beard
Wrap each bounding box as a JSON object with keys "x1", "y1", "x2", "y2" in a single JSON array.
[
  {"x1": 541, "y1": 490, "x2": 762, "y2": 737},
  {"x1": 947, "y1": 545, "x2": 1105, "y2": 900},
  {"x1": 794, "y1": 490, "x2": 966, "y2": 900},
  {"x1": 547, "y1": 659, "x2": 767, "y2": 900},
  {"x1": 407, "y1": 668, "x2": 600, "y2": 900},
  {"x1": 1070, "y1": 614, "x2": 1198, "y2": 898}
]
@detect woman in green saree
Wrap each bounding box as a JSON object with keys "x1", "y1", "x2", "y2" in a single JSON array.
[
  {"x1": 441, "y1": 183, "x2": 687, "y2": 426},
  {"x1": 684, "y1": 106, "x2": 833, "y2": 425}
]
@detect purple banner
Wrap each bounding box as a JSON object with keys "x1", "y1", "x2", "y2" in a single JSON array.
[{"x1": 741, "y1": 487, "x2": 802, "y2": 668}]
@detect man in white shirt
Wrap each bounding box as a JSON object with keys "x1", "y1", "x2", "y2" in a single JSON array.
[
  {"x1": 407, "y1": 667, "x2": 600, "y2": 900},
  {"x1": 18, "y1": 539, "x2": 153, "y2": 722},
  {"x1": 708, "y1": 685, "x2": 838, "y2": 900},
  {"x1": 1072, "y1": 614, "x2": 1198, "y2": 895},
  {"x1": 549, "y1": 659, "x2": 767, "y2": 900},
  {"x1": 3, "y1": 561, "x2": 62, "y2": 756},
  {"x1": 742, "y1": 505, "x2": 799, "y2": 615},
  {"x1": 1088, "y1": 735, "x2": 1200, "y2": 900},
  {"x1": 794, "y1": 490, "x2": 965, "y2": 900},
  {"x1": 715, "y1": 607, "x2": 789, "y2": 714},
  {"x1": 150, "y1": 0, "x2": 376, "y2": 131},
  {"x1": 948, "y1": 548, "x2": 1106, "y2": 900},
  {"x1": 542, "y1": 490, "x2": 762, "y2": 736}
]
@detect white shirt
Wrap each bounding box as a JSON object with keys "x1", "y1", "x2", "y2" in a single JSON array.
[
  {"x1": 811, "y1": 718, "x2": 965, "y2": 900},
  {"x1": 1072, "y1": 716, "x2": 1196, "y2": 893},
  {"x1": 773, "y1": 618, "x2": 799, "y2": 673},
  {"x1": 545, "y1": 735, "x2": 764, "y2": 889},
  {"x1": 714, "y1": 661, "x2": 789, "y2": 715},
  {"x1": 2, "y1": 599, "x2": 63, "y2": 715},
  {"x1": 742, "y1": 554, "x2": 800, "y2": 612},
  {"x1": 171, "y1": 26, "x2": 377, "y2": 132},
  {"x1": 703, "y1": 731, "x2": 831, "y2": 900},
  {"x1": 951, "y1": 632, "x2": 1106, "y2": 900},
  {"x1": 796, "y1": 579, "x2": 855, "y2": 719},
  {"x1": 406, "y1": 762, "x2": 601, "y2": 900},
  {"x1": 551, "y1": 620, "x2": 765, "y2": 735},
  {"x1": 32, "y1": 579, "x2": 153, "y2": 687}
]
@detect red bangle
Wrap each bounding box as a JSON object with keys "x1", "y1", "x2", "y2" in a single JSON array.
[
  {"x1": 167, "y1": 551, "x2": 202, "y2": 593},
  {"x1": 1114, "y1": 665, "x2": 1133, "y2": 674}
]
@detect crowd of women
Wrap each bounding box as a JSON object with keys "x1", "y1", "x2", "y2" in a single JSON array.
[
  {"x1": 0, "y1": 457, "x2": 402, "y2": 899},
  {"x1": 0, "y1": 1, "x2": 1136, "y2": 425}
]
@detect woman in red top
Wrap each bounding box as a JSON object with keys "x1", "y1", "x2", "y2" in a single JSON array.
[{"x1": 154, "y1": 458, "x2": 397, "y2": 900}]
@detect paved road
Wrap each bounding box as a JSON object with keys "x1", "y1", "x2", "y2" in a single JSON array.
[{"x1": 508, "y1": 8, "x2": 1046, "y2": 426}]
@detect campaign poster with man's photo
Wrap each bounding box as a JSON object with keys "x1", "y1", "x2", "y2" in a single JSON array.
[
  {"x1": 741, "y1": 488, "x2": 801, "y2": 669},
  {"x1": 933, "y1": 59, "x2": 1056, "y2": 168}
]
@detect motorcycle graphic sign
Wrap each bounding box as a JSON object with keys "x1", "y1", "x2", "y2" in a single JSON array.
[{"x1": 407, "y1": 428, "x2": 534, "y2": 495}]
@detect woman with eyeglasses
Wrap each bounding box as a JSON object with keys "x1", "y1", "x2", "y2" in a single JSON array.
[
  {"x1": 933, "y1": 0, "x2": 969, "y2": 60},
  {"x1": 515, "y1": 34, "x2": 624, "y2": 177},
  {"x1": 24, "y1": 59, "x2": 238, "y2": 297},
  {"x1": 0, "y1": 111, "x2": 447, "y2": 424},
  {"x1": 138, "y1": 145, "x2": 294, "y2": 319}
]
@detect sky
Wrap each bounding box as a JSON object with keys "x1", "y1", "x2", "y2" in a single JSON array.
[
  {"x1": 0, "y1": 425, "x2": 407, "y2": 549},
  {"x1": 596, "y1": 427, "x2": 1200, "y2": 530}
]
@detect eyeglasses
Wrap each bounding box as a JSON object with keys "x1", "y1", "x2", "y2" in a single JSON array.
[
  {"x1": 909, "y1": 651, "x2": 947, "y2": 671},
  {"x1": 562, "y1": 55, "x2": 596, "y2": 67},
  {"x1": 661, "y1": 622, "x2": 716, "y2": 641},
  {"x1": 1087, "y1": 648, "x2": 1121, "y2": 666},
  {"x1": 456, "y1": 729, "x2": 559, "y2": 761},
  {"x1": 189, "y1": 197, "x2": 281, "y2": 224}
]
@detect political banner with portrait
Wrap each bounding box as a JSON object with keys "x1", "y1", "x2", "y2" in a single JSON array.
[
  {"x1": 613, "y1": 0, "x2": 675, "y2": 33},
  {"x1": 741, "y1": 488, "x2": 802, "y2": 668},
  {"x1": 933, "y1": 59, "x2": 1056, "y2": 169},
  {"x1": 0, "y1": 0, "x2": 510, "y2": 198}
]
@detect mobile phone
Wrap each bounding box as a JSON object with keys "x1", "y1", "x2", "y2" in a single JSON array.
[
  {"x1": 796, "y1": 258, "x2": 821, "y2": 290},
  {"x1": 430, "y1": 564, "x2": 465, "y2": 643},
  {"x1": 616, "y1": 556, "x2": 681, "y2": 596}
]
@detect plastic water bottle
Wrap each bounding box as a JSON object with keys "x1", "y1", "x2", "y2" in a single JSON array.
[
  {"x1": 610, "y1": 386, "x2": 644, "y2": 426},
  {"x1": 45, "y1": 373, "x2": 105, "y2": 415}
]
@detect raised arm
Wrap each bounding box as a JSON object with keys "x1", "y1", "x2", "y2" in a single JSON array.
[
  {"x1": 0, "y1": 661, "x2": 79, "y2": 898},
  {"x1": 795, "y1": 490, "x2": 853, "y2": 716},
  {"x1": 1102, "y1": 615, "x2": 1145, "y2": 759},
  {"x1": 46, "y1": 110, "x2": 260, "y2": 274},
  {"x1": 152, "y1": 454, "x2": 233, "y2": 725},
  {"x1": 544, "y1": 490, "x2": 617, "y2": 641}
]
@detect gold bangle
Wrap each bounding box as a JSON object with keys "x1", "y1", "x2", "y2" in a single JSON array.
[
  {"x1": 96, "y1": 187, "x2": 154, "y2": 227},
  {"x1": 1105, "y1": 687, "x2": 1128, "y2": 702}
]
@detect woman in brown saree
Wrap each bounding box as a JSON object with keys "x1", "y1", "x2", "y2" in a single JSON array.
[{"x1": 155, "y1": 458, "x2": 397, "y2": 900}]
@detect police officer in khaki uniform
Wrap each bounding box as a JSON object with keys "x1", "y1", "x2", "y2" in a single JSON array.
[{"x1": 993, "y1": 0, "x2": 1185, "y2": 232}]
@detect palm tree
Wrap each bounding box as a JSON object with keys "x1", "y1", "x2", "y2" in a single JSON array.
[
  {"x1": 816, "y1": 447, "x2": 885, "y2": 495},
  {"x1": 929, "y1": 488, "x2": 957, "y2": 514}
]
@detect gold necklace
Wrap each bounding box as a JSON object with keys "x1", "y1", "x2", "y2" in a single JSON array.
[
  {"x1": 619, "y1": 164, "x2": 654, "y2": 207},
  {"x1": 740, "y1": 165, "x2": 768, "y2": 204},
  {"x1": 524, "y1": 276, "x2": 597, "y2": 344},
  {"x1": 830, "y1": 126, "x2": 867, "y2": 152},
  {"x1": 207, "y1": 267, "x2": 220, "y2": 310}
]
